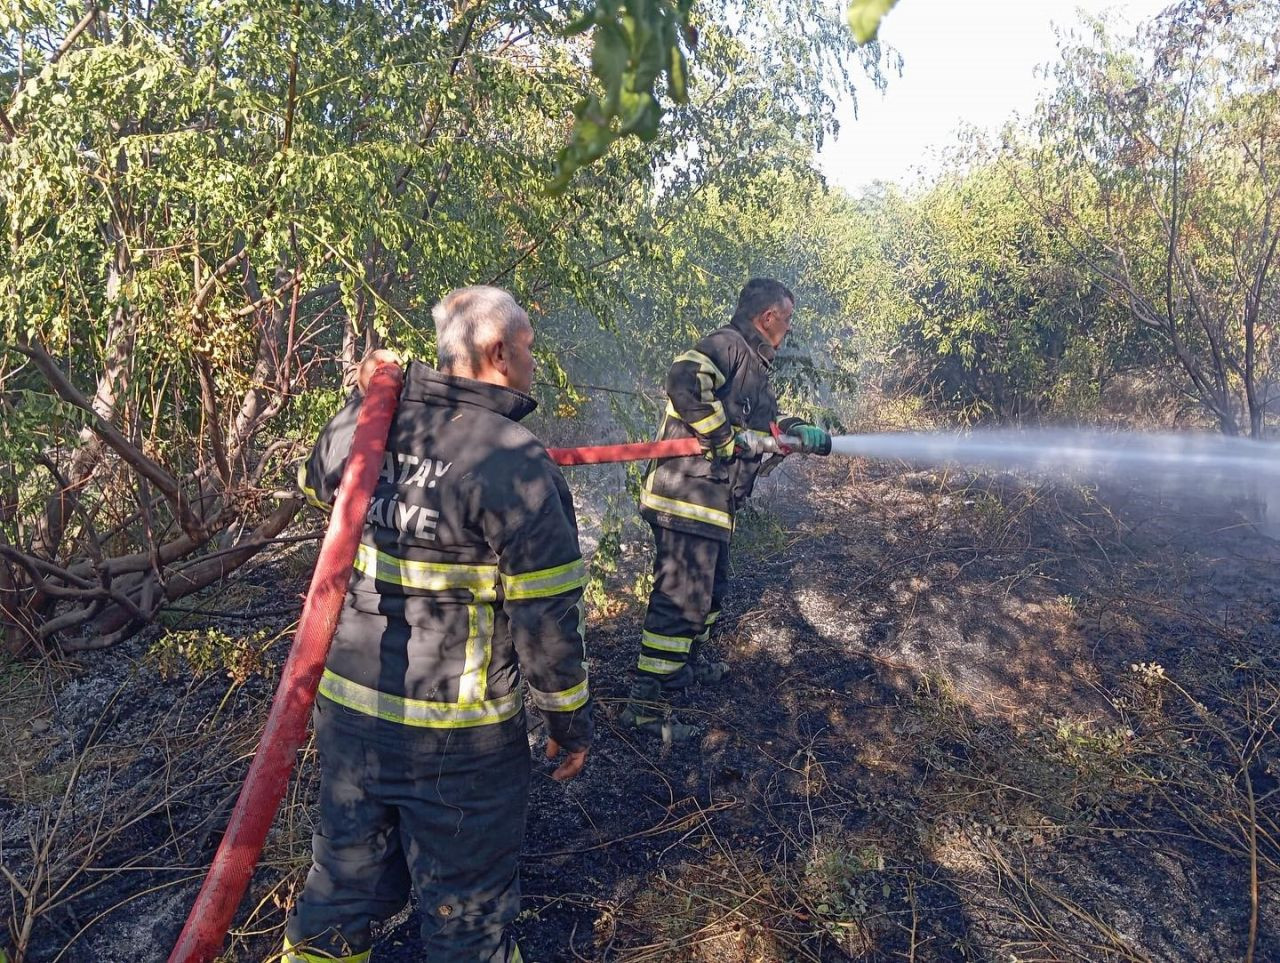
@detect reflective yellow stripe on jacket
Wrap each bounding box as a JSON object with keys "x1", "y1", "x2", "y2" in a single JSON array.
[
  {"x1": 342, "y1": 547, "x2": 505, "y2": 722},
  {"x1": 666, "y1": 400, "x2": 726, "y2": 436},
  {"x1": 639, "y1": 473, "x2": 733, "y2": 530},
  {"x1": 296, "y1": 463, "x2": 332, "y2": 513},
  {"x1": 457, "y1": 601, "x2": 495, "y2": 704},
  {"x1": 354, "y1": 543, "x2": 499, "y2": 601},
  {"x1": 670, "y1": 348, "x2": 728, "y2": 435},
  {"x1": 319, "y1": 669, "x2": 522, "y2": 728},
  {"x1": 504, "y1": 562, "x2": 588, "y2": 712},
  {"x1": 501, "y1": 559, "x2": 588, "y2": 600},
  {"x1": 673, "y1": 349, "x2": 727, "y2": 392}
]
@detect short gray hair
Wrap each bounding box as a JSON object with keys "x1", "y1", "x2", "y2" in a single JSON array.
[{"x1": 432, "y1": 285, "x2": 529, "y2": 374}]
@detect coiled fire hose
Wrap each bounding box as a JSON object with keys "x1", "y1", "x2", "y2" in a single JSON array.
[{"x1": 169, "y1": 388, "x2": 795, "y2": 961}]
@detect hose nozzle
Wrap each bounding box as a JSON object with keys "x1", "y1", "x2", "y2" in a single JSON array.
[{"x1": 735, "y1": 428, "x2": 800, "y2": 457}]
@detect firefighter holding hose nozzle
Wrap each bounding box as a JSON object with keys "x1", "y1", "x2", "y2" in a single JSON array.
[{"x1": 620, "y1": 278, "x2": 831, "y2": 741}]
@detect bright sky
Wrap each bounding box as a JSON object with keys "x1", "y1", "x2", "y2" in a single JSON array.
[{"x1": 818, "y1": 0, "x2": 1171, "y2": 194}]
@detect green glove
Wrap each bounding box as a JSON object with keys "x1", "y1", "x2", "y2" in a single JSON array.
[{"x1": 778, "y1": 419, "x2": 831, "y2": 456}]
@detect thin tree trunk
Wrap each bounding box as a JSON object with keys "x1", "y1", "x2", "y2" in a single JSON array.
[{"x1": 32, "y1": 296, "x2": 134, "y2": 561}]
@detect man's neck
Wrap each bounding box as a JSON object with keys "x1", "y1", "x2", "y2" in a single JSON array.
[{"x1": 442, "y1": 365, "x2": 510, "y2": 391}]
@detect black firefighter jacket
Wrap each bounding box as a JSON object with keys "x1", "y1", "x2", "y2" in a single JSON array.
[
  {"x1": 640, "y1": 316, "x2": 781, "y2": 542},
  {"x1": 298, "y1": 362, "x2": 592, "y2": 751}
]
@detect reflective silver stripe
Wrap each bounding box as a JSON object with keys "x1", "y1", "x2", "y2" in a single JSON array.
[
  {"x1": 666, "y1": 400, "x2": 727, "y2": 437},
  {"x1": 688, "y1": 406, "x2": 727, "y2": 435},
  {"x1": 673, "y1": 350, "x2": 727, "y2": 390},
  {"x1": 528, "y1": 673, "x2": 589, "y2": 712},
  {"x1": 639, "y1": 489, "x2": 733, "y2": 530},
  {"x1": 671, "y1": 351, "x2": 728, "y2": 429},
  {"x1": 354, "y1": 543, "x2": 499, "y2": 601},
  {"x1": 297, "y1": 463, "x2": 331, "y2": 512},
  {"x1": 642, "y1": 630, "x2": 693, "y2": 654},
  {"x1": 638, "y1": 654, "x2": 685, "y2": 674},
  {"x1": 501, "y1": 559, "x2": 588, "y2": 600},
  {"x1": 694, "y1": 610, "x2": 719, "y2": 645},
  {"x1": 319, "y1": 669, "x2": 521, "y2": 728},
  {"x1": 283, "y1": 937, "x2": 370, "y2": 963},
  {"x1": 458, "y1": 603, "x2": 495, "y2": 704}
]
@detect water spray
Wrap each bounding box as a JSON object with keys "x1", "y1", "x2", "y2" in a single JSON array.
[
  {"x1": 552, "y1": 426, "x2": 1280, "y2": 489},
  {"x1": 825, "y1": 429, "x2": 1280, "y2": 485}
]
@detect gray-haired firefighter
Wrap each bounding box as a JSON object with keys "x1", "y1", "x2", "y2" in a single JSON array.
[
  {"x1": 285, "y1": 286, "x2": 591, "y2": 963},
  {"x1": 620, "y1": 277, "x2": 831, "y2": 740}
]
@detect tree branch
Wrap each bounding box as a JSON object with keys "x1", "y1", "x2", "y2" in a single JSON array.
[{"x1": 16, "y1": 341, "x2": 204, "y2": 536}]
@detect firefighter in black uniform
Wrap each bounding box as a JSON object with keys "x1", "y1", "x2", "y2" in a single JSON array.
[
  {"x1": 285, "y1": 286, "x2": 591, "y2": 963},
  {"x1": 620, "y1": 278, "x2": 830, "y2": 740}
]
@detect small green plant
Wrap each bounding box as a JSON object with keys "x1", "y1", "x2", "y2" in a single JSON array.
[
  {"x1": 965, "y1": 490, "x2": 1011, "y2": 539},
  {"x1": 630, "y1": 569, "x2": 654, "y2": 604},
  {"x1": 584, "y1": 525, "x2": 623, "y2": 615},
  {"x1": 148, "y1": 627, "x2": 271, "y2": 683},
  {"x1": 732, "y1": 505, "x2": 789, "y2": 561},
  {"x1": 802, "y1": 842, "x2": 883, "y2": 951}
]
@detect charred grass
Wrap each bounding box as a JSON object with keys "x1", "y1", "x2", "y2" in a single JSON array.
[
  {"x1": 514, "y1": 459, "x2": 1280, "y2": 962},
  {"x1": 2, "y1": 464, "x2": 1279, "y2": 961}
]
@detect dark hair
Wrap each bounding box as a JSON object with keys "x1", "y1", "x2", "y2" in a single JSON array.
[{"x1": 730, "y1": 277, "x2": 794, "y2": 328}]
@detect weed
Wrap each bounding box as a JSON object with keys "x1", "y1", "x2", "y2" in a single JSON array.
[
  {"x1": 801, "y1": 841, "x2": 883, "y2": 952},
  {"x1": 584, "y1": 526, "x2": 625, "y2": 618},
  {"x1": 731, "y1": 506, "x2": 790, "y2": 562},
  {"x1": 147, "y1": 627, "x2": 272, "y2": 683}
]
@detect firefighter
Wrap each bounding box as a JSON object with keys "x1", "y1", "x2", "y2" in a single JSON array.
[
  {"x1": 620, "y1": 278, "x2": 830, "y2": 740},
  {"x1": 285, "y1": 286, "x2": 592, "y2": 963}
]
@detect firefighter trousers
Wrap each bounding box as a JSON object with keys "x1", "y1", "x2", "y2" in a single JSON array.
[
  {"x1": 284, "y1": 696, "x2": 530, "y2": 963},
  {"x1": 635, "y1": 523, "x2": 730, "y2": 689}
]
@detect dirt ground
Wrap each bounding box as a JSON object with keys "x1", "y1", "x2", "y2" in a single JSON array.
[{"x1": 3, "y1": 455, "x2": 1278, "y2": 962}]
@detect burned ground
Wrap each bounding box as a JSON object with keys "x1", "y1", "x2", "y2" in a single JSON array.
[{"x1": 2, "y1": 458, "x2": 1277, "y2": 962}]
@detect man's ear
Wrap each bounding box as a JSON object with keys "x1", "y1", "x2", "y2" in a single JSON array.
[{"x1": 487, "y1": 337, "x2": 509, "y2": 376}]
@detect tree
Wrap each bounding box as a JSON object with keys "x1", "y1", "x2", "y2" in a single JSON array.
[
  {"x1": 0, "y1": 0, "x2": 895, "y2": 654},
  {"x1": 876, "y1": 159, "x2": 1137, "y2": 422},
  {"x1": 1022, "y1": 0, "x2": 1280, "y2": 436}
]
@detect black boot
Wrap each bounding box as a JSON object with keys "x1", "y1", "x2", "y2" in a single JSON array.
[
  {"x1": 618, "y1": 676, "x2": 699, "y2": 742},
  {"x1": 688, "y1": 637, "x2": 729, "y2": 686}
]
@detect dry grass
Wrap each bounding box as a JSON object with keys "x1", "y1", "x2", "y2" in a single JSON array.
[
  {"x1": 0, "y1": 633, "x2": 315, "y2": 963},
  {"x1": 559, "y1": 459, "x2": 1280, "y2": 962},
  {"x1": 5, "y1": 456, "x2": 1279, "y2": 962}
]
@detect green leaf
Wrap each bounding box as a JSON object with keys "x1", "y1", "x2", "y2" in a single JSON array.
[
  {"x1": 667, "y1": 45, "x2": 688, "y2": 104},
  {"x1": 846, "y1": 0, "x2": 900, "y2": 44},
  {"x1": 593, "y1": 22, "x2": 630, "y2": 114}
]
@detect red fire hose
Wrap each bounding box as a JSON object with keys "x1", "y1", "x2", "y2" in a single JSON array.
[
  {"x1": 547, "y1": 427, "x2": 794, "y2": 466},
  {"x1": 169, "y1": 390, "x2": 783, "y2": 960},
  {"x1": 547, "y1": 436, "x2": 702, "y2": 465},
  {"x1": 168, "y1": 364, "x2": 403, "y2": 963}
]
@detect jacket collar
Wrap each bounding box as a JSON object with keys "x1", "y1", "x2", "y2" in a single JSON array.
[
  {"x1": 730, "y1": 316, "x2": 777, "y2": 366},
  {"x1": 401, "y1": 361, "x2": 538, "y2": 422}
]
